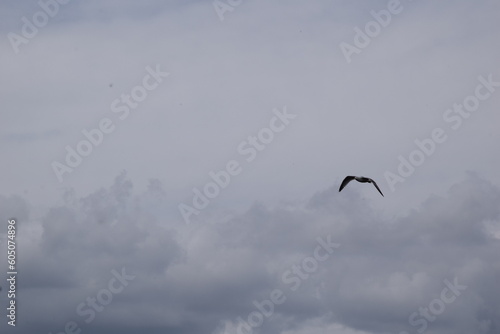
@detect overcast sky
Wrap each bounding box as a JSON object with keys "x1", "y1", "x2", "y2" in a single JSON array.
[{"x1": 1, "y1": 1, "x2": 500, "y2": 333}]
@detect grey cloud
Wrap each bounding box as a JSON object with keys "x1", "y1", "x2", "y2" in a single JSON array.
[
  {"x1": 1, "y1": 1, "x2": 499, "y2": 333},
  {"x1": 2, "y1": 173, "x2": 499, "y2": 334}
]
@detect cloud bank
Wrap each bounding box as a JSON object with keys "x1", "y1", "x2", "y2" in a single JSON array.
[{"x1": 1, "y1": 172, "x2": 499, "y2": 334}]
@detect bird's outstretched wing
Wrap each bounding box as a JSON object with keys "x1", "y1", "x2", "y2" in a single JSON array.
[
  {"x1": 339, "y1": 176, "x2": 355, "y2": 192},
  {"x1": 369, "y1": 179, "x2": 384, "y2": 197}
]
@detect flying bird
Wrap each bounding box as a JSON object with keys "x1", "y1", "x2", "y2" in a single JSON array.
[{"x1": 339, "y1": 176, "x2": 384, "y2": 197}]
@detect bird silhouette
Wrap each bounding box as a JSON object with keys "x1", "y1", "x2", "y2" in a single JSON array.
[{"x1": 339, "y1": 176, "x2": 384, "y2": 197}]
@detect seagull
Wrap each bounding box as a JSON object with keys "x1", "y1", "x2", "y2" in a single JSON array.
[{"x1": 339, "y1": 176, "x2": 384, "y2": 197}]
